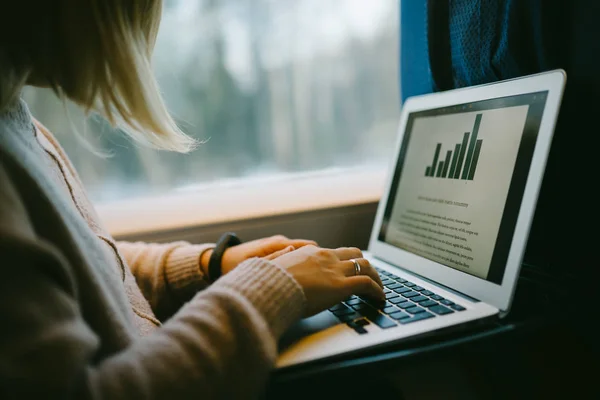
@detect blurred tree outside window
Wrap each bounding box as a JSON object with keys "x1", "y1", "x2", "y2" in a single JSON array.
[{"x1": 24, "y1": 0, "x2": 400, "y2": 203}]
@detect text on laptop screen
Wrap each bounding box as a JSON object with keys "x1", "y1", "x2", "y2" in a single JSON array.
[{"x1": 378, "y1": 92, "x2": 548, "y2": 284}]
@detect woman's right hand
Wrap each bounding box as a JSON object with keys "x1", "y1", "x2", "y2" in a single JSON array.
[{"x1": 272, "y1": 245, "x2": 385, "y2": 317}]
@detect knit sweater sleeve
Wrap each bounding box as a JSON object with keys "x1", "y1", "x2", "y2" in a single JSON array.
[
  {"x1": 116, "y1": 241, "x2": 216, "y2": 320},
  {"x1": 0, "y1": 163, "x2": 306, "y2": 399}
]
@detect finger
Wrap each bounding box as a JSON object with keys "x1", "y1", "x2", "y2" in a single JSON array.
[
  {"x1": 270, "y1": 238, "x2": 317, "y2": 249},
  {"x1": 344, "y1": 275, "x2": 385, "y2": 302},
  {"x1": 341, "y1": 258, "x2": 383, "y2": 288},
  {"x1": 332, "y1": 247, "x2": 363, "y2": 261},
  {"x1": 287, "y1": 239, "x2": 318, "y2": 248},
  {"x1": 263, "y1": 245, "x2": 295, "y2": 260},
  {"x1": 264, "y1": 236, "x2": 315, "y2": 252}
]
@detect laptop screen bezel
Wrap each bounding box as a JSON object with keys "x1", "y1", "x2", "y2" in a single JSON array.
[{"x1": 367, "y1": 70, "x2": 566, "y2": 312}]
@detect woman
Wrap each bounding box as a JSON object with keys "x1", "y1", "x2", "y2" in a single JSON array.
[{"x1": 0, "y1": 1, "x2": 385, "y2": 398}]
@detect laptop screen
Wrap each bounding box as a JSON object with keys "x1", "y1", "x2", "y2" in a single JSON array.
[{"x1": 378, "y1": 91, "x2": 548, "y2": 284}]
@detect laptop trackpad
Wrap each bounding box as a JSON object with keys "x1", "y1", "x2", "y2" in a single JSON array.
[{"x1": 279, "y1": 311, "x2": 340, "y2": 351}]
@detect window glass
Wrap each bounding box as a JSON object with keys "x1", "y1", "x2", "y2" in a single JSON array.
[{"x1": 23, "y1": 0, "x2": 400, "y2": 203}]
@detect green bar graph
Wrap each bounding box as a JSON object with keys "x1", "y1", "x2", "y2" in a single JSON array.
[
  {"x1": 436, "y1": 161, "x2": 444, "y2": 177},
  {"x1": 467, "y1": 139, "x2": 483, "y2": 180},
  {"x1": 461, "y1": 114, "x2": 482, "y2": 179},
  {"x1": 441, "y1": 150, "x2": 452, "y2": 178},
  {"x1": 424, "y1": 113, "x2": 484, "y2": 181},
  {"x1": 432, "y1": 144, "x2": 440, "y2": 177},
  {"x1": 453, "y1": 132, "x2": 470, "y2": 179},
  {"x1": 448, "y1": 143, "x2": 461, "y2": 178},
  {"x1": 425, "y1": 143, "x2": 442, "y2": 177}
]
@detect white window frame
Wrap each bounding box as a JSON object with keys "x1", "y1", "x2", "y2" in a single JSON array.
[{"x1": 96, "y1": 166, "x2": 386, "y2": 237}]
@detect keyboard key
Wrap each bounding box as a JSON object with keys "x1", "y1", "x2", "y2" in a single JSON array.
[
  {"x1": 354, "y1": 326, "x2": 368, "y2": 334},
  {"x1": 389, "y1": 297, "x2": 406, "y2": 304},
  {"x1": 338, "y1": 312, "x2": 361, "y2": 322},
  {"x1": 419, "y1": 300, "x2": 438, "y2": 308},
  {"x1": 396, "y1": 301, "x2": 415, "y2": 309},
  {"x1": 389, "y1": 311, "x2": 410, "y2": 320},
  {"x1": 440, "y1": 299, "x2": 455, "y2": 306},
  {"x1": 394, "y1": 287, "x2": 412, "y2": 294},
  {"x1": 329, "y1": 303, "x2": 347, "y2": 311},
  {"x1": 333, "y1": 307, "x2": 356, "y2": 316},
  {"x1": 406, "y1": 306, "x2": 426, "y2": 314},
  {"x1": 402, "y1": 291, "x2": 420, "y2": 298},
  {"x1": 422, "y1": 290, "x2": 434, "y2": 296},
  {"x1": 347, "y1": 320, "x2": 369, "y2": 333},
  {"x1": 380, "y1": 279, "x2": 394, "y2": 286},
  {"x1": 399, "y1": 312, "x2": 434, "y2": 324},
  {"x1": 411, "y1": 295, "x2": 428, "y2": 303},
  {"x1": 365, "y1": 312, "x2": 397, "y2": 329},
  {"x1": 351, "y1": 303, "x2": 372, "y2": 312},
  {"x1": 347, "y1": 320, "x2": 362, "y2": 330},
  {"x1": 345, "y1": 298, "x2": 362, "y2": 306},
  {"x1": 361, "y1": 297, "x2": 385, "y2": 308},
  {"x1": 386, "y1": 283, "x2": 403, "y2": 290},
  {"x1": 404, "y1": 282, "x2": 416, "y2": 287},
  {"x1": 431, "y1": 295, "x2": 444, "y2": 301},
  {"x1": 429, "y1": 305, "x2": 454, "y2": 315},
  {"x1": 382, "y1": 306, "x2": 398, "y2": 314},
  {"x1": 385, "y1": 292, "x2": 399, "y2": 300},
  {"x1": 396, "y1": 278, "x2": 407, "y2": 283},
  {"x1": 383, "y1": 288, "x2": 391, "y2": 293},
  {"x1": 413, "y1": 286, "x2": 424, "y2": 291},
  {"x1": 450, "y1": 304, "x2": 466, "y2": 311}
]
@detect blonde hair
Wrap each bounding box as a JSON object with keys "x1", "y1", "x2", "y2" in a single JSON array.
[{"x1": 0, "y1": 0, "x2": 196, "y2": 152}]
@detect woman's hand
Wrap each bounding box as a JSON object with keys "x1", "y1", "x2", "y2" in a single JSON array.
[
  {"x1": 272, "y1": 245, "x2": 385, "y2": 317},
  {"x1": 201, "y1": 235, "x2": 316, "y2": 278}
]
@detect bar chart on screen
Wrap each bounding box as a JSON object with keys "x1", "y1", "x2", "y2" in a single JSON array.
[
  {"x1": 387, "y1": 104, "x2": 529, "y2": 277},
  {"x1": 424, "y1": 113, "x2": 483, "y2": 181}
]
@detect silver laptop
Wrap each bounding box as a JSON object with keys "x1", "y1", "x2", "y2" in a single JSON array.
[{"x1": 277, "y1": 70, "x2": 566, "y2": 369}]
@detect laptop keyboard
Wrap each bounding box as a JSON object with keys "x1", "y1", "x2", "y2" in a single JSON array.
[{"x1": 328, "y1": 267, "x2": 466, "y2": 334}]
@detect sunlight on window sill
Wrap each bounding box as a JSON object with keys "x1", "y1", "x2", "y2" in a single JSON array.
[{"x1": 96, "y1": 166, "x2": 387, "y2": 237}]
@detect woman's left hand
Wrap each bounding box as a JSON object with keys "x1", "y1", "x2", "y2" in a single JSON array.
[{"x1": 201, "y1": 235, "x2": 317, "y2": 277}]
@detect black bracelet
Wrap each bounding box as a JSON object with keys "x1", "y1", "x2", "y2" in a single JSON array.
[{"x1": 208, "y1": 232, "x2": 242, "y2": 281}]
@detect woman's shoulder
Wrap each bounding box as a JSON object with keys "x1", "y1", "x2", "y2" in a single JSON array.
[
  {"x1": 0, "y1": 155, "x2": 37, "y2": 240},
  {"x1": 0, "y1": 109, "x2": 53, "y2": 239}
]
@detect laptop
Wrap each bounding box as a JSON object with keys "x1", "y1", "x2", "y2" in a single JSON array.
[{"x1": 277, "y1": 69, "x2": 566, "y2": 369}]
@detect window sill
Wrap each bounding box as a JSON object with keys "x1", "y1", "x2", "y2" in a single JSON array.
[{"x1": 96, "y1": 166, "x2": 386, "y2": 238}]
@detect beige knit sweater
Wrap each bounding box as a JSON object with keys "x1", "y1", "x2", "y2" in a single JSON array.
[{"x1": 0, "y1": 99, "x2": 306, "y2": 399}]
